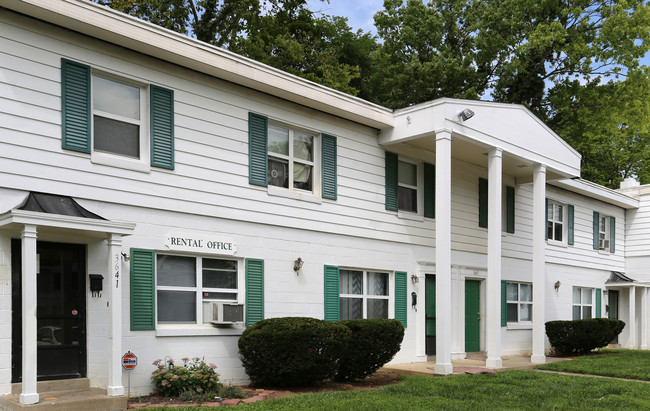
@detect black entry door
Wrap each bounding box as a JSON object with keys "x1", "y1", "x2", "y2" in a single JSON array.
[
  {"x1": 608, "y1": 290, "x2": 619, "y2": 344},
  {"x1": 12, "y1": 240, "x2": 87, "y2": 382}
]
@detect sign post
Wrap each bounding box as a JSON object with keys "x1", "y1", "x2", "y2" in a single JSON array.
[{"x1": 122, "y1": 351, "x2": 137, "y2": 398}]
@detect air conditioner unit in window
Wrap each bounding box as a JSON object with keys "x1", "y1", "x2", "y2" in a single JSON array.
[
  {"x1": 599, "y1": 239, "x2": 610, "y2": 250},
  {"x1": 210, "y1": 302, "x2": 244, "y2": 325}
]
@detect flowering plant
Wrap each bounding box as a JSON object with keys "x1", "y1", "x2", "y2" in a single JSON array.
[{"x1": 151, "y1": 357, "x2": 221, "y2": 397}]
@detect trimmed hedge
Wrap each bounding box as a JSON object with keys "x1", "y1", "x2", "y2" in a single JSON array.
[
  {"x1": 238, "y1": 317, "x2": 351, "y2": 387},
  {"x1": 336, "y1": 319, "x2": 405, "y2": 381},
  {"x1": 546, "y1": 318, "x2": 625, "y2": 356}
]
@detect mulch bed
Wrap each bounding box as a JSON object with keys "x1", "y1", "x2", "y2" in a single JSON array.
[{"x1": 128, "y1": 370, "x2": 401, "y2": 408}]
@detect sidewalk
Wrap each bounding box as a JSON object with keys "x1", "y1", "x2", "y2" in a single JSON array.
[{"x1": 382, "y1": 354, "x2": 570, "y2": 376}]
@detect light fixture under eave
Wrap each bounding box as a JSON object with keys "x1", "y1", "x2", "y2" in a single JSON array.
[
  {"x1": 293, "y1": 257, "x2": 304, "y2": 274},
  {"x1": 458, "y1": 108, "x2": 475, "y2": 122},
  {"x1": 411, "y1": 275, "x2": 419, "y2": 284}
]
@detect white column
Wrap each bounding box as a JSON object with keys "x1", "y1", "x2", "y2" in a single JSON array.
[
  {"x1": 486, "y1": 148, "x2": 503, "y2": 368},
  {"x1": 435, "y1": 131, "x2": 453, "y2": 375},
  {"x1": 641, "y1": 288, "x2": 648, "y2": 350},
  {"x1": 20, "y1": 225, "x2": 39, "y2": 405},
  {"x1": 531, "y1": 164, "x2": 547, "y2": 364},
  {"x1": 628, "y1": 286, "x2": 636, "y2": 349},
  {"x1": 107, "y1": 234, "x2": 125, "y2": 396}
]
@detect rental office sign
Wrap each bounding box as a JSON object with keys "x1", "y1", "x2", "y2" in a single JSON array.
[{"x1": 165, "y1": 232, "x2": 237, "y2": 256}]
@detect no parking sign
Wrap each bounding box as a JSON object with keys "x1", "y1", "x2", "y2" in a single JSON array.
[{"x1": 122, "y1": 351, "x2": 137, "y2": 370}]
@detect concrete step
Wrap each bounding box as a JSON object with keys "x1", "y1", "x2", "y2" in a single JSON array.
[
  {"x1": 11, "y1": 378, "x2": 90, "y2": 395},
  {"x1": 0, "y1": 385, "x2": 127, "y2": 411}
]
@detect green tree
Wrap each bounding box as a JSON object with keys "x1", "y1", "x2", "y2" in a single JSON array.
[
  {"x1": 94, "y1": 0, "x2": 373, "y2": 95},
  {"x1": 547, "y1": 69, "x2": 650, "y2": 188}
]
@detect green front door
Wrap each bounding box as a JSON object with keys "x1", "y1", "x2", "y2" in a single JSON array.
[
  {"x1": 425, "y1": 275, "x2": 436, "y2": 355},
  {"x1": 465, "y1": 280, "x2": 480, "y2": 352}
]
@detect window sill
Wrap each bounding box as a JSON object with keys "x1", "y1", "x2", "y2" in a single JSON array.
[
  {"x1": 267, "y1": 185, "x2": 322, "y2": 204},
  {"x1": 547, "y1": 240, "x2": 568, "y2": 248},
  {"x1": 91, "y1": 152, "x2": 151, "y2": 173},
  {"x1": 506, "y1": 322, "x2": 533, "y2": 330},
  {"x1": 156, "y1": 325, "x2": 245, "y2": 337},
  {"x1": 598, "y1": 249, "x2": 613, "y2": 256},
  {"x1": 397, "y1": 211, "x2": 424, "y2": 222}
]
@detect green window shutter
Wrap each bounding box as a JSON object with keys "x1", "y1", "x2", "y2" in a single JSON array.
[
  {"x1": 324, "y1": 265, "x2": 340, "y2": 322},
  {"x1": 245, "y1": 258, "x2": 264, "y2": 327},
  {"x1": 395, "y1": 272, "x2": 408, "y2": 327},
  {"x1": 130, "y1": 248, "x2": 155, "y2": 331},
  {"x1": 478, "y1": 178, "x2": 488, "y2": 228},
  {"x1": 595, "y1": 288, "x2": 602, "y2": 318},
  {"x1": 248, "y1": 113, "x2": 268, "y2": 187},
  {"x1": 150, "y1": 85, "x2": 175, "y2": 169},
  {"x1": 568, "y1": 204, "x2": 575, "y2": 246},
  {"x1": 506, "y1": 186, "x2": 515, "y2": 233},
  {"x1": 545, "y1": 198, "x2": 549, "y2": 240},
  {"x1": 501, "y1": 280, "x2": 507, "y2": 326},
  {"x1": 610, "y1": 216, "x2": 616, "y2": 253},
  {"x1": 385, "y1": 152, "x2": 398, "y2": 211},
  {"x1": 424, "y1": 163, "x2": 435, "y2": 218},
  {"x1": 322, "y1": 134, "x2": 338, "y2": 200},
  {"x1": 61, "y1": 59, "x2": 91, "y2": 153},
  {"x1": 593, "y1": 211, "x2": 600, "y2": 250}
]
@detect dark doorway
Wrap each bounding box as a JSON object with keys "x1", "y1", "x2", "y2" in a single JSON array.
[
  {"x1": 608, "y1": 290, "x2": 619, "y2": 344},
  {"x1": 12, "y1": 240, "x2": 87, "y2": 382},
  {"x1": 425, "y1": 274, "x2": 436, "y2": 355}
]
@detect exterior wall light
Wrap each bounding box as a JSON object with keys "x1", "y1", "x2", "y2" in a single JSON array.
[
  {"x1": 411, "y1": 275, "x2": 419, "y2": 284},
  {"x1": 293, "y1": 257, "x2": 304, "y2": 274},
  {"x1": 554, "y1": 281, "x2": 561, "y2": 292},
  {"x1": 458, "y1": 108, "x2": 475, "y2": 122}
]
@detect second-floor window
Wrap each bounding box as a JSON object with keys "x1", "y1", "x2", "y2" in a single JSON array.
[
  {"x1": 267, "y1": 124, "x2": 316, "y2": 193},
  {"x1": 547, "y1": 201, "x2": 564, "y2": 242},
  {"x1": 93, "y1": 75, "x2": 144, "y2": 159},
  {"x1": 598, "y1": 215, "x2": 610, "y2": 251},
  {"x1": 398, "y1": 160, "x2": 418, "y2": 213}
]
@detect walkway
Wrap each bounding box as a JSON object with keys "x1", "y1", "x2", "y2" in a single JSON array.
[{"x1": 383, "y1": 353, "x2": 570, "y2": 376}]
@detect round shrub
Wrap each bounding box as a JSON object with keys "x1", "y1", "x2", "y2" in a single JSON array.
[
  {"x1": 238, "y1": 317, "x2": 351, "y2": 387},
  {"x1": 546, "y1": 318, "x2": 625, "y2": 356},
  {"x1": 151, "y1": 357, "x2": 221, "y2": 397},
  {"x1": 335, "y1": 319, "x2": 405, "y2": 381}
]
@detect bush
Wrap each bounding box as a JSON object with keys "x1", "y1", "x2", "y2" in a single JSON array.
[
  {"x1": 238, "y1": 317, "x2": 351, "y2": 387},
  {"x1": 151, "y1": 357, "x2": 221, "y2": 397},
  {"x1": 336, "y1": 319, "x2": 405, "y2": 381},
  {"x1": 546, "y1": 318, "x2": 625, "y2": 356}
]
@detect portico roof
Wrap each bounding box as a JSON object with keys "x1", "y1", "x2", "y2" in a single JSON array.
[
  {"x1": 0, "y1": 192, "x2": 135, "y2": 236},
  {"x1": 378, "y1": 98, "x2": 582, "y2": 182}
]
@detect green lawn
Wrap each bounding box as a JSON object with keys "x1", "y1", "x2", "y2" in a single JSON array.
[
  {"x1": 148, "y1": 369, "x2": 650, "y2": 410},
  {"x1": 536, "y1": 349, "x2": 650, "y2": 381}
]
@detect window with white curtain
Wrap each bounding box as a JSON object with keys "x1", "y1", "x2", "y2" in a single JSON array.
[
  {"x1": 339, "y1": 269, "x2": 389, "y2": 320},
  {"x1": 267, "y1": 124, "x2": 316, "y2": 193}
]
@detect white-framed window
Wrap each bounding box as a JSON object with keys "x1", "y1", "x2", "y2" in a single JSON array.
[
  {"x1": 506, "y1": 282, "x2": 532, "y2": 323},
  {"x1": 91, "y1": 73, "x2": 149, "y2": 170},
  {"x1": 156, "y1": 254, "x2": 241, "y2": 324},
  {"x1": 598, "y1": 215, "x2": 610, "y2": 251},
  {"x1": 547, "y1": 201, "x2": 565, "y2": 242},
  {"x1": 339, "y1": 269, "x2": 389, "y2": 320},
  {"x1": 572, "y1": 287, "x2": 593, "y2": 320},
  {"x1": 267, "y1": 124, "x2": 318, "y2": 194},
  {"x1": 398, "y1": 160, "x2": 418, "y2": 213}
]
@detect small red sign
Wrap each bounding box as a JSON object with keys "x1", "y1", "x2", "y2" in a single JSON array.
[
  {"x1": 122, "y1": 352, "x2": 137, "y2": 370},
  {"x1": 71, "y1": 309, "x2": 78, "y2": 316}
]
